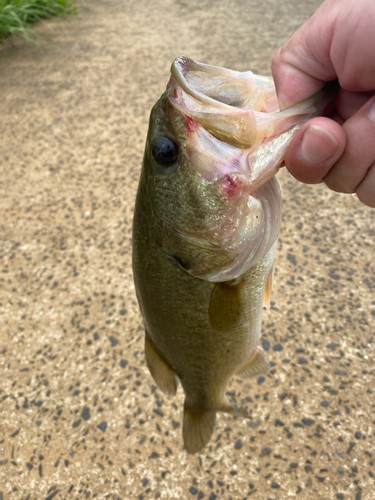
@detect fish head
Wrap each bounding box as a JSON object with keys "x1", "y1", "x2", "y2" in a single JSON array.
[{"x1": 142, "y1": 57, "x2": 333, "y2": 281}]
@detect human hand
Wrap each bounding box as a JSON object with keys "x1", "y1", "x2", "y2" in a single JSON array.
[{"x1": 271, "y1": 0, "x2": 375, "y2": 207}]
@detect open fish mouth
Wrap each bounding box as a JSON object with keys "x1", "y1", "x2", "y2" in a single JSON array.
[
  {"x1": 171, "y1": 56, "x2": 276, "y2": 110},
  {"x1": 168, "y1": 56, "x2": 334, "y2": 195},
  {"x1": 169, "y1": 56, "x2": 278, "y2": 149},
  {"x1": 169, "y1": 56, "x2": 333, "y2": 152}
]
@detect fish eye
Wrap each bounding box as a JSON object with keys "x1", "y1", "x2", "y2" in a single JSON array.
[{"x1": 152, "y1": 137, "x2": 179, "y2": 168}]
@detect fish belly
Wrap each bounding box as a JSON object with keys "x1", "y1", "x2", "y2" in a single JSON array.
[
  {"x1": 133, "y1": 209, "x2": 276, "y2": 406},
  {"x1": 133, "y1": 191, "x2": 277, "y2": 452}
]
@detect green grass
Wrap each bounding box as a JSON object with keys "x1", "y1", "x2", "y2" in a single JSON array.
[{"x1": 0, "y1": 0, "x2": 77, "y2": 43}]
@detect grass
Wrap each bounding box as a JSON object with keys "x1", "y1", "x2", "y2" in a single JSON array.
[{"x1": 0, "y1": 0, "x2": 77, "y2": 43}]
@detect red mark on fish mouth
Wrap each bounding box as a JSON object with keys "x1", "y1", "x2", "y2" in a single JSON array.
[
  {"x1": 184, "y1": 114, "x2": 201, "y2": 132},
  {"x1": 222, "y1": 174, "x2": 244, "y2": 197}
]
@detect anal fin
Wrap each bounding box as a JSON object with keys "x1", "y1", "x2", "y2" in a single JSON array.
[
  {"x1": 145, "y1": 334, "x2": 178, "y2": 396},
  {"x1": 183, "y1": 403, "x2": 216, "y2": 454},
  {"x1": 236, "y1": 348, "x2": 270, "y2": 378},
  {"x1": 221, "y1": 400, "x2": 251, "y2": 419}
]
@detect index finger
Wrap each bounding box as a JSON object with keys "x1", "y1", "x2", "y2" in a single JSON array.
[{"x1": 271, "y1": 0, "x2": 339, "y2": 109}]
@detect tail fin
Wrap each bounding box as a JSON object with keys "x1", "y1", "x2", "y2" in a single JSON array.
[{"x1": 183, "y1": 403, "x2": 216, "y2": 454}]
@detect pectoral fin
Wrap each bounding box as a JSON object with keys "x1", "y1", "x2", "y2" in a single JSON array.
[
  {"x1": 236, "y1": 348, "x2": 270, "y2": 378},
  {"x1": 145, "y1": 334, "x2": 178, "y2": 396},
  {"x1": 209, "y1": 281, "x2": 244, "y2": 331},
  {"x1": 263, "y1": 266, "x2": 274, "y2": 309},
  {"x1": 183, "y1": 403, "x2": 216, "y2": 454}
]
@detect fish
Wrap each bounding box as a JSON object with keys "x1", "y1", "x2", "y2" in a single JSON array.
[{"x1": 132, "y1": 57, "x2": 333, "y2": 453}]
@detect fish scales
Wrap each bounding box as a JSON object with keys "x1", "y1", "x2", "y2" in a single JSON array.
[{"x1": 132, "y1": 57, "x2": 333, "y2": 453}]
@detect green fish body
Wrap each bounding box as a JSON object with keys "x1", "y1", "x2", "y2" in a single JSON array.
[{"x1": 133, "y1": 57, "x2": 332, "y2": 453}]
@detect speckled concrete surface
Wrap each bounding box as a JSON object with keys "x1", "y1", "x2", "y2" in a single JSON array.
[{"x1": 1, "y1": 1, "x2": 375, "y2": 499}]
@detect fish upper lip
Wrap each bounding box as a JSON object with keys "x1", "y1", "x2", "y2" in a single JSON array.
[
  {"x1": 168, "y1": 56, "x2": 278, "y2": 150},
  {"x1": 170, "y1": 56, "x2": 274, "y2": 112},
  {"x1": 171, "y1": 57, "x2": 236, "y2": 111}
]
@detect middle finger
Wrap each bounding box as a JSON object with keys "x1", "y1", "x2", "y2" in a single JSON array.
[
  {"x1": 335, "y1": 89, "x2": 375, "y2": 121},
  {"x1": 324, "y1": 94, "x2": 375, "y2": 193}
]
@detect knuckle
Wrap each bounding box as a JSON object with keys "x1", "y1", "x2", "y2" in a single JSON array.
[
  {"x1": 338, "y1": 72, "x2": 359, "y2": 92},
  {"x1": 336, "y1": 67, "x2": 368, "y2": 93},
  {"x1": 271, "y1": 48, "x2": 283, "y2": 73}
]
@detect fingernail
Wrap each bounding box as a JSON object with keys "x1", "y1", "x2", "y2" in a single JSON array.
[
  {"x1": 300, "y1": 125, "x2": 338, "y2": 163},
  {"x1": 368, "y1": 96, "x2": 375, "y2": 122}
]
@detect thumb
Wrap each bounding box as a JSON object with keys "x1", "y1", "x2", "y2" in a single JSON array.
[{"x1": 283, "y1": 116, "x2": 346, "y2": 184}]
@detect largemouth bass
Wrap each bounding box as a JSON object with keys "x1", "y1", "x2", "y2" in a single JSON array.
[{"x1": 132, "y1": 57, "x2": 332, "y2": 453}]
